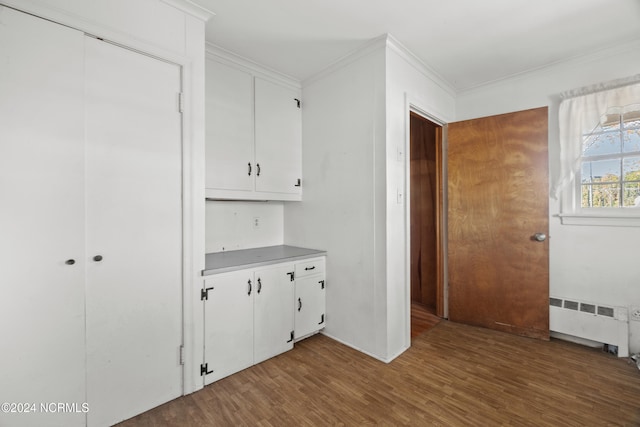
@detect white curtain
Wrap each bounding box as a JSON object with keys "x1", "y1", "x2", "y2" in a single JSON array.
[{"x1": 553, "y1": 76, "x2": 640, "y2": 199}]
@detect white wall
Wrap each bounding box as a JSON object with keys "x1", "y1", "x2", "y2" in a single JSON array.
[
  {"x1": 205, "y1": 201, "x2": 284, "y2": 252},
  {"x1": 285, "y1": 35, "x2": 457, "y2": 362},
  {"x1": 4, "y1": 0, "x2": 211, "y2": 393},
  {"x1": 284, "y1": 41, "x2": 387, "y2": 359},
  {"x1": 384, "y1": 38, "x2": 456, "y2": 359},
  {"x1": 456, "y1": 39, "x2": 640, "y2": 353}
]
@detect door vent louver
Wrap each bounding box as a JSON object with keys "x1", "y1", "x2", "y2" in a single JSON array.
[{"x1": 549, "y1": 297, "x2": 562, "y2": 307}]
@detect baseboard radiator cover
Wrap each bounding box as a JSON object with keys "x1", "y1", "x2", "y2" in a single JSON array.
[{"x1": 549, "y1": 296, "x2": 629, "y2": 357}]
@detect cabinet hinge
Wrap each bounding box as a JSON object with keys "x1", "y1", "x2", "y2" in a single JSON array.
[
  {"x1": 319, "y1": 280, "x2": 325, "y2": 289},
  {"x1": 287, "y1": 271, "x2": 294, "y2": 282},
  {"x1": 294, "y1": 98, "x2": 301, "y2": 109},
  {"x1": 179, "y1": 345, "x2": 185, "y2": 366},
  {"x1": 201, "y1": 286, "x2": 214, "y2": 301},
  {"x1": 178, "y1": 92, "x2": 184, "y2": 113},
  {"x1": 200, "y1": 363, "x2": 213, "y2": 376}
]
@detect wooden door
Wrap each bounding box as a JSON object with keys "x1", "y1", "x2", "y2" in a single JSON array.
[
  {"x1": 410, "y1": 112, "x2": 442, "y2": 313},
  {"x1": 85, "y1": 37, "x2": 183, "y2": 426},
  {"x1": 447, "y1": 107, "x2": 549, "y2": 340},
  {"x1": 254, "y1": 265, "x2": 295, "y2": 364},
  {"x1": 0, "y1": 8, "x2": 87, "y2": 427},
  {"x1": 254, "y1": 77, "x2": 302, "y2": 195},
  {"x1": 203, "y1": 270, "x2": 254, "y2": 385}
]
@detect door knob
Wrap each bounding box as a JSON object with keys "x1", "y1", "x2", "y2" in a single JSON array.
[
  {"x1": 533, "y1": 233, "x2": 547, "y2": 242},
  {"x1": 93, "y1": 255, "x2": 103, "y2": 262}
]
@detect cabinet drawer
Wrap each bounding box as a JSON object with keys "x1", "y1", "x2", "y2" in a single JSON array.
[{"x1": 295, "y1": 257, "x2": 325, "y2": 278}]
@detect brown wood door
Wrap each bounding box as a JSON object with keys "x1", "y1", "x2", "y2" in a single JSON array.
[
  {"x1": 410, "y1": 112, "x2": 442, "y2": 314},
  {"x1": 447, "y1": 107, "x2": 549, "y2": 340}
]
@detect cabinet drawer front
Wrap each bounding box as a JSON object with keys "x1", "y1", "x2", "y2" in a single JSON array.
[{"x1": 295, "y1": 257, "x2": 325, "y2": 278}]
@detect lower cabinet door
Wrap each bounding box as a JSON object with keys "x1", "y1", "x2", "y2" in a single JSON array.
[
  {"x1": 204, "y1": 270, "x2": 254, "y2": 385},
  {"x1": 295, "y1": 276, "x2": 326, "y2": 340},
  {"x1": 253, "y1": 264, "x2": 295, "y2": 364}
]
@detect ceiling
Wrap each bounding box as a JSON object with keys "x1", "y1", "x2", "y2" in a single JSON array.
[{"x1": 194, "y1": 0, "x2": 640, "y2": 91}]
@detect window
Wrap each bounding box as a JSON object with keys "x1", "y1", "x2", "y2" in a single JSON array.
[
  {"x1": 555, "y1": 78, "x2": 640, "y2": 225},
  {"x1": 579, "y1": 110, "x2": 640, "y2": 208}
]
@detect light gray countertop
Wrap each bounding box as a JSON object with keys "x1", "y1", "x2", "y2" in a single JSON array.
[{"x1": 202, "y1": 245, "x2": 326, "y2": 276}]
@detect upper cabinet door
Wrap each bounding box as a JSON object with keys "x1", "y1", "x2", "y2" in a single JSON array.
[
  {"x1": 205, "y1": 59, "x2": 254, "y2": 192},
  {"x1": 255, "y1": 77, "x2": 302, "y2": 196}
]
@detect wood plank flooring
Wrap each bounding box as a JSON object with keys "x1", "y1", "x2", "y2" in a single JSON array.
[
  {"x1": 411, "y1": 302, "x2": 441, "y2": 338},
  {"x1": 118, "y1": 321, "x2": 640, "y2": 426}
]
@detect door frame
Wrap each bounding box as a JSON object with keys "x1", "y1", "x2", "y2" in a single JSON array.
[{"x1": 403, "y1": 95, "x2": 449, "y2": 344}]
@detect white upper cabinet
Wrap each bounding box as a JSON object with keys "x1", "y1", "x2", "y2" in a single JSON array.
[
  {"x1": 205, "y1": 59, "x2": 254, "y2": 192},
  {"x1": 254, "y1": 77, "x2": 302, "y2": 195},
  {"x1": 205, "y1": 54, "x2": 302, "y2": 201}
]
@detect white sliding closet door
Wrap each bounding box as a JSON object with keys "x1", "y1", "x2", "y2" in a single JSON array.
[
  {"x1": 84, "y1": 37, "x2": 183, "y2": 426},
  {"x1": 0, "y1": 7, "x2": 86, "y2": 427}
]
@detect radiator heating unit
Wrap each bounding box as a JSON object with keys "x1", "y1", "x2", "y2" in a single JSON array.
[{"x1": 549, "y1": 296, "x2": 629, "y2": 357}]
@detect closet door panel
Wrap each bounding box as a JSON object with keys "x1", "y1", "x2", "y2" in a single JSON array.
[
  {"x1": 0, "y1": 7, "x2": 86, "y2": 427},
  {"x1": 84, "y1": 37, "x2": 183, "y2": 426}
]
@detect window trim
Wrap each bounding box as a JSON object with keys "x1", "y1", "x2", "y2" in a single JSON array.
[{"x1": 561, "y1": 175, "x2": 640, "y2": 226}]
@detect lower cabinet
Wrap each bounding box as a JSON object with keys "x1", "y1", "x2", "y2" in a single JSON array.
[
  {"x1": 294, "y1": 257, "x2": 326, "y2": 340},
  {"x1": 203, "y1": 263, "x2": 294, "y2": 385},
  {"x1": 254, "y1": 265, "x2": 296, "y2": 364},
  {"x1": 202, "y1": 255, "x2": 326, "y2": 385}
]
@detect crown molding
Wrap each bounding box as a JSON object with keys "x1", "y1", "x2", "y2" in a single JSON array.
[
  {"x1": 458, "y1": 37, "x2": 640, "y2": 94},
  {"x1": 384, "y1": 34, "x2": 457, "y2": 97},
  {"x1": 303, "y1": 34, "x2": 389, "y2": 87},
  {"x1": 303, "y1": 33, "x2": 457, "y2": 97},
  {"x1": 205, "y1": 42, "x2": 301, "y2": 90},
  {"x1": 160, "y1": 0, "x2": 214, "y2": 21}
]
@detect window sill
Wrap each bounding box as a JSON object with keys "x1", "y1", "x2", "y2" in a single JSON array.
[{"x1": 557, "y1": 212, "x2": 640, "y2": 227}]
